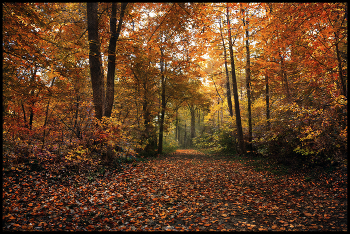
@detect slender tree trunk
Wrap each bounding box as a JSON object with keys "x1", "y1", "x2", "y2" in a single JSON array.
[
  {"x1": 142, "y1": 78, "x2": 154, "y2": 153},
  {"x1": 21, "y1": 102, "x2": 27, "y2": 128},
  {"x1": 41, "y1": 100, "x2": 51, "y2": 147},
  {"x1": 178, "y1": 123, "x2": 181, "y2": 143},
  {"x1": 226, "y1": 3, "x2": 246, "y2": 154},
  {"x1": 219, "y1": 17, "x2": 233, "y2": 117},
  {"x1": 28, "y1": 66, "x2": 38, "y2": 130},
  {"x1": 105, "y1": 3, "x2": 127, "y2": 117},
  {"x1": 220, "y1": 103, "x2": 224, "y2": 126},
  {"x1": 265, "y1": 74, "x2": 271, "y2": 131},
  {"x1": 279, "y1": 53, "x2": 290, "y2": 101},
  {"x1": 42, "y1": 77, "x2": 56, "y2": 148},
  {"x1": 265, "y1": 5, "x2": 272, "y2": 132},
  {"x1": 334, "y1": 32, "x2": 346, "y2": 97},
  {"x1": 217, "y1": 99, "x2": 220, "y2": 129},
  {"x1": 87, "y1": 2, "x2": 105, "y2": 120},
  {"x1": 175, "y1": 108, "x2": 179, "y2": 141},
  {"x1": 74, "y1": 95, "x2": 81, "y2": 138},
  {"x1": 197, "y1": 109, "x2": 202, "y2": 134},
  {"x1": 158, "y1": 48, "x2": 166, "y2": 154},
  {"x1": 189, "y1": 104, "x2": 196, "y2": 147},
  {"x1": 177, "y1": 123, "x2": 181, "y2": 143},
  {"x1": 43, "y1": 77, "x2": 56, "y2": 128},
  {"x1": 242, "y1": 8, "x2": 252, "y2": 151},
  {"x1": 184, "y1": 122, "x2": 187, "y2": 148},
  {"x1": 29, "y1": 105, "x2": 34, "y2": 130}
]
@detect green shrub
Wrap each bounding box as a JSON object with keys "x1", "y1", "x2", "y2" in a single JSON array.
[
  {"x1": 163, "y1": 137, "x2": 179, "y2": 154},
  {"x1": 193, "y1": 127, "x2": 237, "y2": 154}
]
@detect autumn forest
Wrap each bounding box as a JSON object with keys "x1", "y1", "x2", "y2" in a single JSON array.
[{"x1": 2, "y1": 2, "x2": 347, "y2": 231}]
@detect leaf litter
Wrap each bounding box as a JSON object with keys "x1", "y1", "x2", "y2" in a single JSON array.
[{"x1": 2, "y1": 149, "x2": 347, "y2": 231}]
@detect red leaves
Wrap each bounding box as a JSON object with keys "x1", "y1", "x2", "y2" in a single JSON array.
[{"x1": 2, "y1": 150, "x2": 347, "y2": 231}]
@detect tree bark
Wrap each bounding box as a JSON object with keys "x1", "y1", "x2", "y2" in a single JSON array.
[
  {"x1": 87, "y1": 2, "x2": 105, "y2": 120},
  {"x1": 189, "y1": 104, "x2": 196, "y2": 147},
  {"x1": 42, "y1": 77, "x2": 56, "y2": 148},
  {"x1": 219, "y1": 17, "x2": 233, "y2": 117},
  {"x1": 175, "y1": 108, "x2": 179, "y2": 141},
  {"x1": 21, "y1": 102, "x2": 27, "y2": 128},
  {"x1": 226, "y1": 3, "x2": 246, "y2": 154},
  {"x1": 105, "y1": 3, "x2": 127, "y2": 117},
  {"x1": 242, "y1": 7, "x2": 252, "y2": 151},
  {"x1": 265, "y1": 74, "x2": 271, "y2": 131},
  {"x1": 28, "y1": 66, "x2": 38, "y2": 130},
  {"x1": 29, "y1": 106, "x2": 34, "y2": 130},
  {"x1": 266, "y1": 5, "x2": 272, "y2": 132},
  {"x1": 217, "y1": 99, "x2": 220, "y2": 128},
  {"x1": 142, "y1": 78, "x2": 155, "y2": 153},
  {"x1": 184, "y1": 122, "x2": 187, "y2": 148},
  {"x1": 334, "y1": 32, "x2": 346, "y2": 97},
  {"x1": 158, "y1": 48, "x2": 166, "y2": 154},
  {"x1": 74, "y1": 95, "x2": 81, "y2": 138},
  {"x1": 279, "y1": 53, "x2": 290, "y2": 101}
]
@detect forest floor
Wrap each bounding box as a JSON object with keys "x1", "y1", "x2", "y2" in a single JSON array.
[{"x1": 2, "y1": 149, "x2": 347, "y2": 231}]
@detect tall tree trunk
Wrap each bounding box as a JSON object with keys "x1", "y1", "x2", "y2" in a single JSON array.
[
  {"x1": 178, "y1": 123, "x2": 181, "y2": 144},
  {"x1": 242, "y1": 7, "x2": 252, "y2": 151},
  {"x1": 142, "y1": 79, "x2": 154, "y2": 153},
  {"x1": 216, "y1": 98, "x2": 220, "y2": 129},
  {"x1": 175, "y1": 108, "x2": 179, "y2": 141},
  {"x1": 265, "y1": 74, "x2": 271, "y2": 131},
  {"x1": 279, "y1": 53, "x2": 290, "y2": 101},
  {"x1": 28, "y1": 66, "x2": 38, "y2": 130},
  {"x1": 158, "y1": 48, "x2": 166, "y2": 154},
  {"x1": 21, "y1": 102, "x2": 27, "y2": 128},
  {"x1": 334, "y1": 32, "x2": 347, "y2": 97},
  {"x1": 178, "y1": 123, "x2": 181, "y2": 143},
  {"x1": 74, "y1": 95, "x2": 81, "y2": 138},
  {"x1": 226, "y1": 3, "x2": 246, "y2": 154},
  {"x1": 105, "y1": 3, "x2": 127, "y2": 117},
  {"x1": 42, "y1": 77, "x2": 56, "y2": 148},
  {"x1": 184, "y1": 122, "x2": 187, "y2": 148},
  {"x1": 29, "y1": 105, "x2": 34, "y2": 130},
  {"x1": 266, "y1": 5, "x2": 272, "y2": 132},
  {"x1": 220, "y1": 103, "x2": 224, "y2": 126},
  {"x1": 87, "y1": 2, "x2": 105, "y2": 120},
  {"x1": 189, "y1": 104, "x2": 196, "y2": 147},
  {"x1": 219, "y1": 17, "x2": 233, "y2": 117}
]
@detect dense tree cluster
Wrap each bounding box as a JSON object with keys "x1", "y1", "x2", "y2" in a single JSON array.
[
  {"x1": 3, "y1": 3, "x2": 347, "y2": 169},
  {"x1": 2, "y1": 3, "x2": 347, "y2": 232}
]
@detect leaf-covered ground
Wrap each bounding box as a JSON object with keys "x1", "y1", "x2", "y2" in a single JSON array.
[{"x1": 2, "y1": 149, "x2": 347, "y2": 231}]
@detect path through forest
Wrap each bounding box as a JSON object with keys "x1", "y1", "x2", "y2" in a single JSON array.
[{"x1": 3, "y1": 149, "x2": 347, "y2": 231}]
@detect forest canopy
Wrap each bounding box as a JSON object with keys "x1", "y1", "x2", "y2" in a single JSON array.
[{"x1": 3, "y1": 2, "x2": 347, "y2": 169}]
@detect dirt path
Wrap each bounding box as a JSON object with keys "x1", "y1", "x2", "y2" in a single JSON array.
[
  {"x1": 3, "y1": 149, "x2": 347, "y2": 231},
  {"x1": 125, "y1": 149, "x2": 347, "y2": 231}
]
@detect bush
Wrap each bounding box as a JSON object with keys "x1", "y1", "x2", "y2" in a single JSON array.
[
  {"x1": 162, "y1": 137, "x2": 179, "y2": 154},
  {"x1": 253, "y1": 100, "x2": 347, "y2": 169},
  {"x1": 193, "y1": 127, "x2": 238, "y2": 154}
]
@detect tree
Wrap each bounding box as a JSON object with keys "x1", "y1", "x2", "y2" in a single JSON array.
[
  {"x1": 105, "y1": 2, "x2": 128, "y2": 117},
  {"x1": 226, "y1": 3, "x2": 246, "y2": 154},
  {"x1": 2, "y1": 2, "x2": 346, "y2": 169},
  {"x1": 87, "y1": 3, "x2": 105, "y2": 120},
  {"x1": 218, "y1": 16, "x2": 233, "y2": 118},
  {"x1": 87, "y1": 2, "x2": 127, "y2": 120},
  {"x1": 241, "y1": 5, "x2": 252, "y2": 151},
  {"x1": 158, "y1": 45, "x2": 167, "y2": 154}
]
